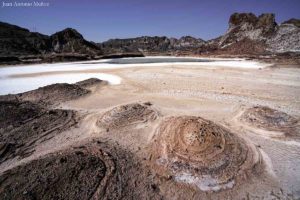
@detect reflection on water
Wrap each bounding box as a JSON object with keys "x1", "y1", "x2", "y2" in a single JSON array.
[{"x1": 104, "y1": 57, "x2": 214, "y2": 64}]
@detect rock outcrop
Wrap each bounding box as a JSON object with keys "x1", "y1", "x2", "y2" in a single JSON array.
[
  {"x1": 98, "y1": 36, "x2": 206, "y2": 55},
  {"x1": 219, "y1": 13, "x2": 277, "y2": 48},
  {"x1": 283, "y1": 18, "x2": 300, "y2": 28},
  {"x1": 218, "y1": 13, "x2": 300, "y2": 53},
  {"x1": 266, "y1": 21, "x2": 300, "y2": 52}
]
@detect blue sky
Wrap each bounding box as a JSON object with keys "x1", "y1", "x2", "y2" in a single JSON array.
[{"x1": 1, "y1": 0, "x2": 300, "y2": 42}]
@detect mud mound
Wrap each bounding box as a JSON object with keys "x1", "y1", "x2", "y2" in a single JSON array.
[
  {"x1": 18, "y1": 83, "x2": 90, "y2": 105},
  {"x1": 0, "y1": 100, "x2": 77, "y2": 163},
  {"x1": 0, "y1": 140, "x2": 163, "y2": 200},
  {"x1": 240, "y1": 106, "x2": 299, "y2": 137},
  {"x1": 97, "y1": 102, "x2": 158, "y2": 129},
  {"x1": 151, "y1": 116, "x2": 263, "y2": 191},
  {"x1": 75, "y1": 78, "x2": 106, "y2": 88},
  {"x1": 0, "y1": 143, "x2": 111, "y2": 200}
]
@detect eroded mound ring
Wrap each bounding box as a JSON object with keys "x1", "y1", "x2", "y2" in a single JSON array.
[
  {"x1": 0, "y1": 142, "x2": 116, "y2": 200},
  {"x1": 0, "y1": 100, "x2": 78, "y2": 163},
  {"x1": 97, "y1": 102, "x2": 158, "y2": 129},
  {"x1": 240, "y1": 106, "x2": 299, "y2": 137},
  {"x1": 152, "y1": 116, "x2": 263, "y2": 191}
]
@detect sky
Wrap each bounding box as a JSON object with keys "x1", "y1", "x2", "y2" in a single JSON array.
[{"x1": 1, "y1": 0, "x2": 300, "y2": 42}]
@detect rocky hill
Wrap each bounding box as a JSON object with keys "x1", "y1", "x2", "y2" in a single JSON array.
[
  {"x1": 266, "y1": 22, "x2": 300, "y2": 52},
  {"x1": 98, "y1": 36, "x2": 206, "y2": 55},
  {"x1": 98, "y1": 13, "x2": 299, "y2": 56},
  {"x1": 50, "y1": 28, "x2": 101, "y2": 55},
  {"x1": 0, "y1": 22, "x2": 101, "y2": 57},
  {"x1": 0, "y1": 13, "x2": 299, "y2": 63},
  {"x1": 0, "y1": 22, "x2": 50, "y2": 56},
  {"x1": 283, "y1": 18, "x2": 300, "y2": 28},
  {"x1": 216, "y1": 13, "x2": 300, "y2": 53}
]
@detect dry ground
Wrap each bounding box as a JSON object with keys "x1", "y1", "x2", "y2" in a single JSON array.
[{"x1": 1, "y1": 62, "x2": 300, "y2": 199}]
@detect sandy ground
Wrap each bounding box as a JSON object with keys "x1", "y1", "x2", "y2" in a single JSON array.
[{"x1": 1, "y1": 61, "x2": 300, "y2": 199}]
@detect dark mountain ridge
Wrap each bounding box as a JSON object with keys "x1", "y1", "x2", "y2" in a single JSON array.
[
  {"x1": 0, "y1": 22, "x2": 101, "y2": 57},
  {"x1": 0, "y1": 12, "x2": 299, "y2": 64},
  {"x1": 0, "y1": 21, "x2": 50, "y2": 56},
  {"x1": 98, "y1": 35, "x2": 206, "y2": 55}
]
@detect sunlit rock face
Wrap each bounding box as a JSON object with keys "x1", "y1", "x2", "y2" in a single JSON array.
[
  {"x1": 219, "y1": 13, "x2": 277, "y2": 47},
  {"x1": 266, "y1": 23, "x2": 300, "y2": 53},
  {"x1": 218, "y1": 12, "x2": 300, "y2": 53}
]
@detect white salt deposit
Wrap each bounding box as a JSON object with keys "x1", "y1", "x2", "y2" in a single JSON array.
[
  {"x1": 175, "y1": 172, "x2": 235, "y2": 191},
  {"x1": 0, "y1": 57, "x2": 270, "y2": 95}
]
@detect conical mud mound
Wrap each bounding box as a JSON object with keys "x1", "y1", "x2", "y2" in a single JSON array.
[
  {"x1": 240, "y1": 106, "x2": 299, "y2": 138},
  {"x1": 97, "y1": 102, "x2": 158, "y2": 129},
  {"x1": 151, "y1": 116, "x2": 263, "y2": 191},
  {"x1": 0, "y1": 143, "x2": 115, "y2": 200}
]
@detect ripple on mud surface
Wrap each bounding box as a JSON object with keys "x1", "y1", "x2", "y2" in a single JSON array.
[
  {"x1": 0, "y1": 140, "x2": 164, "y2": 200},
  {"x1": 0, "y1": 100, "x2": 77, "y2": 163},
  {"x1": 151, "y1": 116, "x2": 263, "y2": 191},
  {"x1": 97, "y1": 102, "x2": 158, "y2": 129}
]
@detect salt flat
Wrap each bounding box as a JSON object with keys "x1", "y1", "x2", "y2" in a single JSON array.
[{"x1": 0, "y1": 57, "x2": 272, "y2": 95}]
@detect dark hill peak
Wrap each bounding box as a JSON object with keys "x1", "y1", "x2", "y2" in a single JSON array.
[
  {"x1": 51, "y1": 28, "x2": 84, "y2": 40},
  {"x1": 257, "y1": 14, "x2": 276, "y2": 26},
  {"x1": 229, "y1": 12, "x2": 276, "y2": 29},
  {"x1": 50, "y1": 28, "x2": 101, "y2": 55},
  {"x1": 282, "y1": 18, "x2": 300, "y2": 28},
  {"x1": 0, "y1": 21, "x2": 30, "y2": 33},
  {"x1": 0, "y1": 21, "x2": 50, "y2": 56},
  {"x1": 229, "y1": 13, "x2": 258, "y2": 27},
  {"x1": 179, "y1": 36, "x2": 205, "y2": 42}
]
